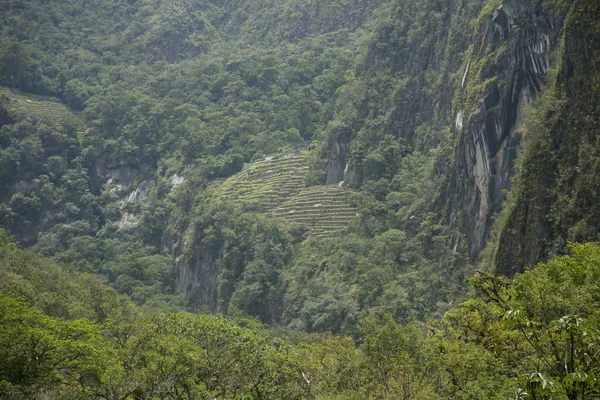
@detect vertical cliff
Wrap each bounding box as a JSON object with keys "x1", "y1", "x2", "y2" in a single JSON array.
[
  {"x1": 495, "y1": 0, "x2": 600, "y2": 276},
  {"x1": 320, "y1": 0, "x2": 572, "y2": 266},
  {"x1": 450, "y1": 0, "x2": 566, "y2": 259}
]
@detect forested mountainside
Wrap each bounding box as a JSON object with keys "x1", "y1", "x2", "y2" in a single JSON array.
[
  {"x1": 4, "y1": 225, "x2": 600, "y2": 398},
  {"x1": 1, "y1": 0, "x2": 600, "y2": 396}
]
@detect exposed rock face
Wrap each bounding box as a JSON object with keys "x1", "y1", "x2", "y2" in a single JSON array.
[
  {"x1": 321, "y1": 0, "x2": 566, "y2": 263},
  {"x1": 325, "y1": 139, "x2": 349, "y2": 185},
  {"x1": 118, "y1": 179, "x2": 152, "y2": 230},
  {"x1": 126, "y1": 180, "x2": 152, "y2": 204},
  {"x1": 176, "y1": 231, "x2": 222, "y2": 313},
  {"x1": 169, "y1": 173, "x2": 186, "y2": 193},
  {"x1": 495, "y1": 0, "x2": 600, "y2": 276},
  {"x1": 454, "y1": 0, "x2": 561, "y2": 259}
]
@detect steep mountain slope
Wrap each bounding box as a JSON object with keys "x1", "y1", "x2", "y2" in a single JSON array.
[
  {"x1": 318, "y1": 0, "x2": 571, "y2": 260},
  {"x1": 0, "y1": 0, "x2": 599, "y2": 333},
  {"x1": 0, "y1": 89, "x2": 95, "y2": 246},
  {"x1": 494, "y1": 0, "x2": 600, "y2": 275},
  {"x1": 3, "y1": 0, "x2": 600, "y2": 398}
]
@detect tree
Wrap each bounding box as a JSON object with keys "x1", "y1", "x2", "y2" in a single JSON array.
[{"x1": 0, "y1": 294, "x2": 110, "y2": 398}]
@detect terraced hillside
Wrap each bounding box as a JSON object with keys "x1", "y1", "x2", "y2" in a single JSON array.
[
  {"x1": 216, "y1": 152, "x2": 310, "y2": 210},
  {"x1": 214, "y1": 152, "x2": 358, "y2": 235},
  {"x1": 273, "y1": 185, "x2": 357, "y2": 236},
  {"x1": 0, "y1": 87, "x2": 83, "y2": 135}
]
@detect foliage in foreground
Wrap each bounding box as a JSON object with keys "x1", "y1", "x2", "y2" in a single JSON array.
[{"x1": 2, "y1": 231, "x2": 600, "y2": 399}]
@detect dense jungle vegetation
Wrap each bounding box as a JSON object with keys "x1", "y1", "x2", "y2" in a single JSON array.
[
  {"x1": 4, "y1": 232, "x2": 600, "y2": 398},
  {"x1": 1, "y1": 0, "x2": 600, "y2": 397}
]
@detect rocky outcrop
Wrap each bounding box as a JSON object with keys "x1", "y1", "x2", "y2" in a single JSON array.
[
  {"x1": 320, "y1": 0, "x2": 566, "y2": 263},
  {"x1": 176, "y1": 229, "x2": 223, "y2": 313},
  {"x1": 455, "y1": 0, "x2": 561, "y2": 259},
  {"x1": 118, "y1": 179, "x2": 152, "y2": 230},
  {"x1": 99, "y1": 163, "x2": 156, "y2": 230},
  {"x1": 494, "y1": 0, "x2": 600, "y2": 276},
  {"x1": 325, "y1": 139, "x2": 350, "y2": 185}
]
